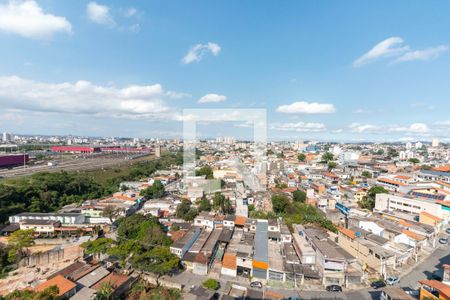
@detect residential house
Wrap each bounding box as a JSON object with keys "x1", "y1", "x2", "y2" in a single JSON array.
[{"x1": 35, "y1": 275, "x2": 77, "y2": 298}]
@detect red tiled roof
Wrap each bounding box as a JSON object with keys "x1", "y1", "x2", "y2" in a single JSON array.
[
  {"x1": 339, "y1": 227, "x2": 356, "y2": 239},
  {"x1": 419, "y1": 279, "x2": 450, "y2": 298},
  {"x1": 222, "y1": 253, "x2": 236, "y2": 270},
  {"x1": 377, "y1": 178, "x2": 407, "y2": 186},
  {"x1": 402, "y1": 229, "x2": 426, "y2": 241},
  {"x1": 235, "y1": 216, "x2": 246, "y2": 226},
  {"x1": 169, "y1": 230, "x2": 187, "y2": 242},
  {"x1": 35, "y1": 275, "x2": 76, "y2": 296},
  {"x1": 91, "y1": 272, "x2": 130, "y2": 290},
  {"x1": 394, "y1": 175, "x2": 411, "y2": 180},
  {"x1": 433, "y1": 166, "x2": 450, "y2": 172},
  {"x1": 282, "y1": 187, "x2": 297, "y2": 193},
  {"x1": 420, "y1": 211, "x2": 443, "y2": 223},
  {"x1": 399, "y1": 219, "x2": 414, "y2": 228}
]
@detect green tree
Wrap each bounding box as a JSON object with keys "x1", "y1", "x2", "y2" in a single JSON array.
[
  {"x1": 81, "y1": 238, "x2": 114, "y2": 258},
  {"x1": 131, "y1": 246, "x2": 180, "y2": 285},
  {"x1": 408, "y1": 158, "x2": 420, "y2": 165},
  {"x1": 202, "y1": 279, "x2": 220, "y2": 290},
  {"x1": 327, "y1": 161, "x2": 337, "y2": 171},
  {"x1": 95, "y1": 282, "x2": 114, "y2": 300},
  {"x1": 107, "y1": 240, "x2": 141, "y2": 266},
  {"x1": 7, "y1": 229, "x2": 35, "y2": 263},
  {"x1": 361, "y1": 171, "x2": 372, "y2": 179},
  {"x1": 197, "y1": 196, "x2": 211, "y2": 212},
  {"x1": 212, "y1": 193, "x2": 234, "y2": 214},
  {"x1": 297, "y1": 153, "x2": 306, "y2": 162},
  {"x1": 271, "y1": 194, "x2": 290, "y2": 214},
  {"x1": 387, "y1": 147, "x2": 399, "y2": 157},
  {"x1": 195, "y1": 165, "x2": 214, "y2": 179},
  {"x1": 249, "y1": 210, "x2": 276, "y2": 219},
  {"x1": 292, "y1": 190, "x2": 306, "y2": 203},
  {"x1": 358, "y1": 186, "x2": 388, "y2": 211},
  {"x1": 275, "y1": 182, "x2": 288, "y2": 189},
  {"x1": 117, "y1": 214, "x2": 147, "y2": 240},
  {"x1": 176, "y1": 200, "x2": 198, "y2": 221},
  {"x1": 4, "y1": 286, "x2": 59, "y2": 300},
  {"x1": 321, "y1": 152, "x2": 334, "y2": 163},
  {"x1": 284, "y1": 202, "x2": 337, "y2": 233},
  {"x1": 141, "y1": 180, "x2": 165, "y2": 199}
]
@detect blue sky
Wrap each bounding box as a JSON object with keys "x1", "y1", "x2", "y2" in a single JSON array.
[{"x1": 0, "y1": 0, "x2": 449, "y2": 142}]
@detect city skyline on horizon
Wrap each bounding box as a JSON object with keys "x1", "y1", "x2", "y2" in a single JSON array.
[
  {"x1": 0, "y1": 0, "x2": 449, "y2": 142},
  {"x1": 1, "y1": 129, "x2": 446, "y2": 145}
]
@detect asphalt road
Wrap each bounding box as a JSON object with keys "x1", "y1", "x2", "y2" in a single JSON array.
[
  {"x1": 400, "y1": 243, "x2": 450, "y2": 289},
  {"x1": 171, "y1": 243, "x2": 450, "y2": 300}
]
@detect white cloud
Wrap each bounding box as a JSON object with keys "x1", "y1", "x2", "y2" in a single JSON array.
[
  {"x1": 349, "y1": 123, "x2": 379, "y2": 133},
  {"x1": 124, "y1": 7, "x2": 137, "y2": 17},
  {"x1": 395, "y1": 46, "x2": 449, "y2": 63},
  {"x1": 182, "y1": 42, "x2": 221, "y2": 64},
  {"x1": 271, "y1": 122, "x2": 326, "y2": 132},
  {"x1": 87, "y1": 2, "x2": 114, "y2": 26},
  {"x1": 0, "y1": 75, "x2": 187, "y2": 118},
  {"x1": 0, "y1": 0, "x2": 72, "y2": 39},
  {"x1": 276, "y1": 101, "x2": 335, "y2": 114},
  {"x1": 435, "y1": 120, "x2": 450, "y2": 127},
  {"x1": 388, "y1": 123, "x2": 429, "y2": 133},
  {"x1": 198, "y1": 93, "x2": 227, "y2": 104},
  {"x1": 353, "y1": 37, "x2": 409, "y2": 67}
]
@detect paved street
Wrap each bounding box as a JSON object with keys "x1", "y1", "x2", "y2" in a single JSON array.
[
  {"x1": 169, "y1": 243, "x2": 449, "y2": 300},
  {"x1": 400, "y1": 243, "x2": 450, "y2": 289}
]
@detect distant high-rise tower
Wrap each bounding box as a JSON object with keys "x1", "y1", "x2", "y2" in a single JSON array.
[
  {"x1": 155, "y1": 145, "x2": 161, "y2": 158},
  {"x1": 415, "y1": 142, "x2": 422, "y2": 149},
  {"x1": 405, "y1": 142, "x2": 412, "y2": 150},
  {"x1": 2, "y1": 132, "x2": 12, "y2": 143},
  {"x1": 431, "y1": 138, "x2": 439, "y2": 148}
]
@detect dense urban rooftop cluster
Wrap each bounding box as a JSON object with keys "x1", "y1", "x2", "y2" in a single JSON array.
[{"x1": 0, "y1": 136, "x2": 449, "y2": 299}]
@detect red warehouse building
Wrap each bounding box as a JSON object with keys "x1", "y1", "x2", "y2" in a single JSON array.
[{"x1": 50, "y1": 146, "x2": 101, "y2": 153}]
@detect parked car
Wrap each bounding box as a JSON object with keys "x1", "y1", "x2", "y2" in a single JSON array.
[
  {"x1": 386, "y1": 277, "x2": 400, "y2": 285},
  {"x1": 371, "y1": 280, "x2": 386, "y2": 289},
  {"x1": 446, "y1": 228, "x2": 450, "y2": 234},
  {"x1": 250, "y1": 281, "x2": 263, "y2": 289},
  {"x1": 403, "y1": 288, "x2": 420, "y2": 297},
  {"x1": 439, "y1": 237, "x2": 448, "y2": 245},
  {"x1": 431, "y1": 274, "x2": 442, "y2": 281},
  {"x1": 326, "y1": 285, "x2": 342, "y2": 292}
]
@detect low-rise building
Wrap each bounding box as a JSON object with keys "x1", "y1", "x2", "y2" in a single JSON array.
[
  {"x1": 35, "y1": 275, "x2": 77, "y2": 298},
  {"x1": 170, "y1": 226, "x2": 202, "y2": 258},
  {"x1": 10, "y1": 212, "x2": 85, "y2": 225},
  {"x1": 338, "y1": 227, "x2": 396, "y2": 278},
  {"x1": 19, "y1": 219, "x2": 61, "y2": 235}
]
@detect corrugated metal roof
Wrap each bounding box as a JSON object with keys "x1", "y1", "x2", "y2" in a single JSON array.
[{"x1": 253, "y1": 220, "x2": 268, "y2": 263}]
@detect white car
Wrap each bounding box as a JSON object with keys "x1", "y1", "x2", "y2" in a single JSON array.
[
  {"x1": 250, "y1": 281, "x2": 263, "y2": 289},
  {"x1": 386, "y1": 276, "x2": 400, "y2": 285},
  {"x1": 439, "y1": 237, "x2": 448, "y2": 245}
]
